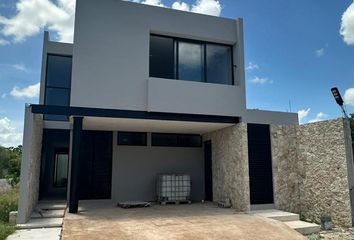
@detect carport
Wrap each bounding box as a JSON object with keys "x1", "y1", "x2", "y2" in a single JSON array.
[{"x1": 61, "y1": 200, "x2": 305, "y2": 240}]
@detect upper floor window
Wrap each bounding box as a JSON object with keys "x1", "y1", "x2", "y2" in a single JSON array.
[
  {"x1": 149, "y1": 35, "x2": 233, "y2": 85},
  {"x1": 44, "y1": 54, "x2": 72, "y2": 121}
]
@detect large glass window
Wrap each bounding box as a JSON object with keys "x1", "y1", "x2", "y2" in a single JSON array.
[
  {"x1": 44, "y1": 54, "x2": 72, "y2": 121},
  {"x1": 150, "y1": 35, "x2": 175, "y2": 79},
  {"x1": 149, "y1": 35, "x2": 233, "y2": 85},
  {"x1": 206, "y1": 44, "x2": 233, "y2": 85},
  {"x1": 178, "y1": 42, "x2": 204, "y2": 82}
]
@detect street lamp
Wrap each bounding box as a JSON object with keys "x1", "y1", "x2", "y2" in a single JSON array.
[{"x1": 331, "y1": 87, "x2": 349, "y2": 119}]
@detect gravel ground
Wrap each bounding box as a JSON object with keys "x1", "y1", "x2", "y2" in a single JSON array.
[
  {"x1": 308, "y1": 228, "x2": 354, "y2": 240},
  {"x1": 0, "y1": 179, "x2": 10, "y2": 194}
]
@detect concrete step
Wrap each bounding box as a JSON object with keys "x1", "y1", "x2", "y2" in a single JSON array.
[
  {"x1": 17, "y1": 218, "x2": 63, "y2": 229},
  {"x1": 31, "y1": 209, "x2": 65, "y2": 219},
  {"x1": 251, "y1": 209, "x2": 300, "y2": 222},
  {"x1": 7, "y1": 228, "x2": 62, "y2": 240},
  {"x1": 284, "y1": 220, "x2": 321, "y2": 235},
  {"x1": 37, "y1": 201, "x2": 67, "y2": 211}
]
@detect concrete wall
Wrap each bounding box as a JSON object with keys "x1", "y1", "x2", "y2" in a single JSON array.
[
  {"x1": 17, "y1": 106, "x2": 43, "y2": 224},
  {"x1": 244, "y1": 109, "x2": 298, "y2": 126},
  {"x1": 271, "y1": 119, "x2": 353, "y2": 228},
  {"x1": 39, "y1": 31, "x2": 73, "y2": 105},
  {"x1": 203, "y1": 123, "x2": 250, "y2": 211},
  {"x1": 71, "y1": 0, "x2": 246, "y2": 117},
  {"x1": 111, "y1": 132, "x2": 204, "y2": 202}
]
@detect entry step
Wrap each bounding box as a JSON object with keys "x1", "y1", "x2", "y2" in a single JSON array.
[
  {"x1": 7, "y1": 228, "x2": 62, "y2": 240},
  {"x1": 17, "y1": 218, "x2": 63, "y2": 229},
  {"x1": 251, "y1": 209, "x2": 299, "y2": 222},
  {"x1": 37, "y1": 201, "x2": 67, "y2": 210},
  {"x1": 284, "y1": 220, "x2": 321, "y2": 235},
  {"x1": 31, "y1": 209, "x2": 65, "y2": 219}
]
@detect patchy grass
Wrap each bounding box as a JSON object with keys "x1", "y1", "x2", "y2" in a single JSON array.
[
  {"x1": 0, "y1": 187, "x2": 18, "y2": 223},
  {"x1": 0, "y1": 223, "x2": 15, "y2": 240},
  {"x1": 0, "y1": 188, "x2": 18, "y2": 240}
]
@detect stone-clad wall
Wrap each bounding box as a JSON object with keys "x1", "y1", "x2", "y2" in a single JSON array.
[
  {"x1": 271, "y1": 119, "x2": 353, "y2": 228},
  {"x1": 297, "y1": 119, "x2": 353, "y2": 227},
  {"x1": 271, "y1": 125, "x2": 301, "y2": 214},
  {"x1": 203, "y1": 123, "x2": 250, "y2": 211},
  {"x1": 17, "y1": 107, "x2": 43, "y2": 224}
]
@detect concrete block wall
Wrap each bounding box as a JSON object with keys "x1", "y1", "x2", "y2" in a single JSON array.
[
  {"x1": 271, "y1": 118, "x2": 353, "y2": 228},
  {"x1": 17, "y1": 106, "x2": 43, "y2": 224},
  {"x1": 203, "y1": 123, "x2": 250, "y2": 211}
]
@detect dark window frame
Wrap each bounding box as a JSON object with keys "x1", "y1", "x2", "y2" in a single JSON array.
[
  {"x1": 150, "y1": 34, "x2": 234, "y2": 85},
  {"x1": 151, "y1": 133, "x2": 202, "y2": 148},
  {"x1": 44, "y1": 54, "x2": 72, "y2": 121},
  {"x1": 117, "y1": 131, "x2": 148, "y2": 146}
]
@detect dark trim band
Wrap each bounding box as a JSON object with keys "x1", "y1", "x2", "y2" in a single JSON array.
[{"x1": 30, "y1": 104, "x2": 239, "y2": 124}]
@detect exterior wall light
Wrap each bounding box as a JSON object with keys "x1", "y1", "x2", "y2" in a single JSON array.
[{"x1": 331, "y1": 87, "x2": 349, "y2": 119}]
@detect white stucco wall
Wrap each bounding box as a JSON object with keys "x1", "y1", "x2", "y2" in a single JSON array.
[{"x1": 70, "y1": 0, "x2": 246, "y2": 117}]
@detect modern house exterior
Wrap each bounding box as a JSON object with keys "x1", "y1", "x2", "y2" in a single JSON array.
[{"x1": 17, "y1": 0, "x2": 354, "y2": 229}]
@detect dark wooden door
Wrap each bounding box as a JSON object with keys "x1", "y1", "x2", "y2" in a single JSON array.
[
  {"x1": 204, "y1": 140, "x2": 213, "y2": 201},
  {"x1": 247, "y1": 124, "x2": 274, "y2": 205},
  {"x1": 79, "y1": 131, "x2": 112, "y2": 200}
]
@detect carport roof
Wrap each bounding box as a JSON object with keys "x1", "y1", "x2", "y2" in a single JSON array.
[{"x1": 30, "y1": 104, "x2": 239, "y2": 124}]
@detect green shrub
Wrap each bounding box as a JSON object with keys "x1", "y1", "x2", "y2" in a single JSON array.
[
  {"x1": 0, "y1": 188, "x2": 18, "y2": 223},
  {"x1": 0, "y1": 223, "x2": 15, "y2": 240}
]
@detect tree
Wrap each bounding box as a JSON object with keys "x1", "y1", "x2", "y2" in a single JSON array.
[{"x1": 0, "y1": 146, "x2": 22, "y2": 187}]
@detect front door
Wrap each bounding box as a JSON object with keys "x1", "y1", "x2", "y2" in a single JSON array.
[
  {"x1": 247, "y1": 124, "x2": 274, "y2": 205},
  {"x1": 204, "y1": 140, "x2": 213, "y2": 201},
  {"x1": 79, "y1": 130, "x2": 113, "y2": 200}
]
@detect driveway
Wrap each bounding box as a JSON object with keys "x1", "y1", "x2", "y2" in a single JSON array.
[{"x1": 62, "y1": 200, "x2": 306, "y2": 240}]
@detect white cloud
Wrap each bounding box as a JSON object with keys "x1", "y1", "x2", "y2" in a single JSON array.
[
  {"x1": 191, "y1": 0, "x2": 222, "y2": 16},
  {"x1": 172, "y1": 1, "x2": 190, "y2": 11},
  {"x1": 250, "y1": 76, "x2": 273, "y2": 85},
  {"x1": 0, "y1": 117, "x2": 22, "y2": 147},
  {"x1": 0, "y1": 0, "x2": 75, "y2": 43},
  {"x1": 134, "y1": 0, "x2": 222, "y2": 16},
  {"x1": 315, "y1": 48, "x2": 325, "y2": 57},
  {"x1": 298, "y1": 108, "x2": 310, "y2": 124},
  {"x1": 340, "y1": 1, "x2": 354, "y2": 45},
  {"x1": 10, "y1": 82, "x2": 40, "y2": 99},
  {"x1": 308, "y1": 112, "x2": 329, "y2": 123},
  {"x1": 12, "y1": 63, "x2": 29, "y2": 72},
  {"x1": 344, "y1": 88, "x2": 354, "y2": 106},
  {"x1": 0, "y1": 38, "x2": 9, "y2": 45},
  {"x1": 246, "y1": 62, "x2": 259, "y2": 71},
  {"x1": 141, "y1": 0, "x2": 165, "y2": 7},
  {"x1": 1, "y1": 0, "x2": 223, "y2": 43}
]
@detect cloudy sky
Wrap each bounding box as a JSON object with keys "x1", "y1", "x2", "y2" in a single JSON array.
[{"x1": 0, "y1": 0, "x2": 353, "y2": 147}]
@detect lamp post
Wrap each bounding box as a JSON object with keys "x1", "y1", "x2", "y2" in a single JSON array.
[{"x1": 331, "y1": 87, "x2": 349, "y2": 119}]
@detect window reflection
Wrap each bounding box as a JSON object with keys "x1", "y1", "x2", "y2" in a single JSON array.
[
  {"x1": 206, "y1": 44, "x2": 233, "y2": 85},
  {"x1": 178, "y1": 42, "x2": 204, "y2": 82}
]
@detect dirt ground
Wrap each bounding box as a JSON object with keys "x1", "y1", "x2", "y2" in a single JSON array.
[{"x1": 61, "y1": 200, "x2": 306, "y2": 240}]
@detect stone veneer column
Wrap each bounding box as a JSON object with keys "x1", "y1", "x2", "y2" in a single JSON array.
[
  {"x1": 271, "y1": 125, "x2": 301, "y2": 213},
  {"x1": 203, "y1": 123, "x2": 250, "y2": 211},
  {"x1": 17, "y1": 106, "x2": 43, "y2": 224}
]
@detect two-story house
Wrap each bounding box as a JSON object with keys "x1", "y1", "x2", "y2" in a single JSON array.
[{"x1": 17, "y1": 0, "x2": 298, "y2": 224}]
